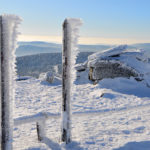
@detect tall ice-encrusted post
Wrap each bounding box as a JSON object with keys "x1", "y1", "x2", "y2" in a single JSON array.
[
  {"x1": 0, "y1": 15, "x2": 21, "y2": 150},
  {"x1": 62, "y1": 19, "x2": 71, "y2": 144},
  {"x1": 0, "y1": 15, "x2": 3, "y2": 150},
  {"x1": 61, "y1": 18, "x2": 82, "y2": 144}
]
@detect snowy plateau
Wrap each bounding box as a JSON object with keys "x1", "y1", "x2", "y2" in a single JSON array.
[{"x1": 14, "y1": 45, "x2": 150, "y2": 150}]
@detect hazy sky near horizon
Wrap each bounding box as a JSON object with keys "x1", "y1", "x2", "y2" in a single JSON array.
[{"x1": 1, "y1": 0, "x2": 150, "y2": 44}]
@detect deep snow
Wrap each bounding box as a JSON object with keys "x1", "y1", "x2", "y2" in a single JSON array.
[
  {"x1": 13, "y1": 74, "x2": 150, "y2": 149},
  {"x1": 12, "y1": 44, "x2": 150, "y2": 150}
]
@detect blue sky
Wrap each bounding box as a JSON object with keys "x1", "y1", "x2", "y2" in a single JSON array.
[{"x1": 1, "y1": 0, "x2": 150, "y2": 44}]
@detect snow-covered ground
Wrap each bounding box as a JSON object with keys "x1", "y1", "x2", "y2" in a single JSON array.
[{"x1": 13, "y1": 75, "x2": 150, "y2": 150}]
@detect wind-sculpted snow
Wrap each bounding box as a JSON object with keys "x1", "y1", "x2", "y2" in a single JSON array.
[
  {"x1": 88, "y1": 45, "x2": 128, "y2": 61},
  {"x1": 86, "y1": 45, "x2": 150, "y2": 86}
]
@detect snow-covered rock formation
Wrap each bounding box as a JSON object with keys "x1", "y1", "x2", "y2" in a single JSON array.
[
  {"x1": 76, "y1": 45, "x2": 150, "y2": 86},
  {"x1": 39, "y1": 71, "x2": 61, "y2": 85}
]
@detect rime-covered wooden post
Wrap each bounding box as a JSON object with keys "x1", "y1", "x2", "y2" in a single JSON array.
[
  {"x1": 0, "y1": 15, "x2": 21, "y2": 150},
  {"x1": 61, "y1": 18, "x2": 82, "y2": 144},
  {"x1": 62, "y1": 19, "x2": 71, "y2": 144},
  {"x1": 36, "y1": 119, "x2": 45, "y2": 141}
]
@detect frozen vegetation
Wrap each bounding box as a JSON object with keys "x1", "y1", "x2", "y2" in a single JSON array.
[
  {"x1": 16, "y1": 52, "x2": 93, "y2": 78},
  {"x1": 16, "y1": 41, "x2": 150, "y2": 57},
  {"x1": 16, "y1": 41, "x2": 111, "y2": 57}
]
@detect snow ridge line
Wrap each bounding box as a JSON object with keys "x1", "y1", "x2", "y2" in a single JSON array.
[{"x1": 14, "y1": 103, "x2": 150, "y2": 126}]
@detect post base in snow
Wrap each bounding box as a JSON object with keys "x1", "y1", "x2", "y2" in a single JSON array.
[
  {"x1": 36, "y1": 121, "x2": 45, "y2": 141},
  {"x1": 61, "y1": 129, "x2": 71, "y2": 144}
]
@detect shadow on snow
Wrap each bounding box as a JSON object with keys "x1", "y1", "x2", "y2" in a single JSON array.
[
  {"x1": 27, "y1": 137, "x2": 83, "y2": 150},
  {"x1": 113, "y1": 141, "x2": 150, "y2": 150}
]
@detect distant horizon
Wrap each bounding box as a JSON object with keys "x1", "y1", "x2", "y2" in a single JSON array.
[
  {"x1": 18, "y1": 34, "x2": 150, "y2": 45},
  {"x1": 18, "y1": 35, "x2": 150, "y2": 45}
]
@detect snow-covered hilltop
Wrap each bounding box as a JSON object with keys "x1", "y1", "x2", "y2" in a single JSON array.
[
  {"x1": 77, "y1": 45, "x2": 150, "y2": 87},
  {"x1": 14, "y1": 45, "x2": 150, "y2": 150}
]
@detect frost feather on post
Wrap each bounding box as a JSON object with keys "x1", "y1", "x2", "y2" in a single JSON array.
[
  {"x1": 67, "y1": 18, "x2": 82, "y2": 86},
  {"x1": 62, "y1": 18, "x2": 82, "y2": 144},
  {"x1": 0, "y1": 14, "x2": 21, "y2": 150}
]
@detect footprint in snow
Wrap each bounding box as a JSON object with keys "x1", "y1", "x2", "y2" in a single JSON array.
[
  {"x1": 133, "y1": 126, "x2": 145, "y2": 133},
  {"x1": 122, "y1": 130, "x2": 131, "y2": 135}
]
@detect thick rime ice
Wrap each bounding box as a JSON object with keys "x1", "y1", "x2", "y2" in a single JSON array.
[
  {"x1": 65, "y1": 18, "x2": 82, "y2": 91},
  {"x1": 0, "y1": 14, "x2": 21, "y2": 149},
  {"x1": 62, "y1": 18, "x2": 82, "y2": 143}
]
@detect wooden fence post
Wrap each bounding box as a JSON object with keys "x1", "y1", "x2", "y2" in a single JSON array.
[
  {"x1": 61, "y1": 19, "x2": 71, "y2": 144},
  {"x1": 0, "y1": 15, "x2": 12, "y2": 150},
  {"x1": 36, "y1": 120, "x2": 45, "y2": 141},
  {"x1": 61, "y1": 18, "x2": 82, "y2": 144},
  {"x1": 0, "y1": 15, "x2": 21, "y2": 150},
  {"x1": 0, "y1": 15, "x2": 1, "y2": 149}
]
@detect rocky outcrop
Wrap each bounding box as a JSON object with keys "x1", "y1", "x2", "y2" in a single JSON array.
[
  {"x1": 88, "y1": 61, "x2": 139, "y2": 81},
  {"x1": 76, "y1": 45, "x2": 150, "y2": 85}
]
